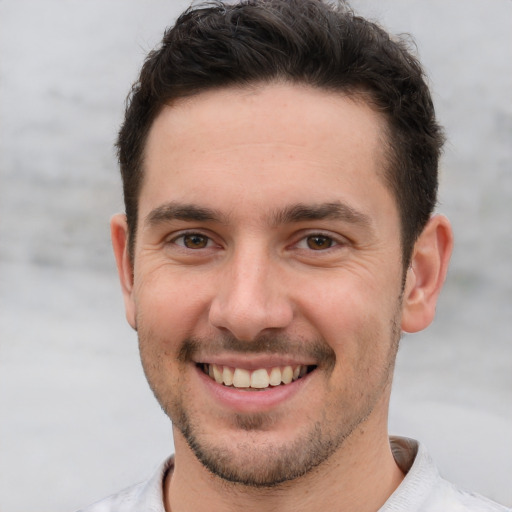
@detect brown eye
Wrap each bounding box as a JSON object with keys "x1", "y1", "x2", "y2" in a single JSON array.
[
  {"x1": 182, "y1": 234, "x2": 209, "y2": 249},
  {"x1": 306, "y1": 235, "x2": 334, "y2": 250}
]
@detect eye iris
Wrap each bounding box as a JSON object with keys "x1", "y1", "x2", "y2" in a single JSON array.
[
  {"x1": 307, "y1": 235, "x2": 332, "y2": 250},
  {"x1": 183, "y1": 234, "x2": 208, "y2": 249}
]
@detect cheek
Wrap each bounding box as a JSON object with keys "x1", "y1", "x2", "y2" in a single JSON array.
[
  {"x1": 298, "y1": 268, "x2": 397, "y2": 324},
  {"x1": 295, "y1": 269, "x2": 401, "y2": 362},
  {"x1": 133, "y1": 269, "x2": 210, "y2": 344}
]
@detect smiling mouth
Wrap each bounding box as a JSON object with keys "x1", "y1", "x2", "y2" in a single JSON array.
[{"x1": 198, "y1": 363, "x2": 316, "y2": 390}]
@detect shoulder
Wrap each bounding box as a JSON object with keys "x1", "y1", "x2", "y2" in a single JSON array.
[
  {"x1": 77, "y1": 481, "x2": 148, "y2": 512},
  {"x1": 76, "y1": 457, "x2": 173, "y2": 512},
  {"x1": 423, "y1": 478, "x2": 511, "y2": 512},
  {"x1": 383, "y1": 437, "x2": 510, "y2": 512}
]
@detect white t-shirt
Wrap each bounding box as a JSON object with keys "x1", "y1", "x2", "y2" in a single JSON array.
[{"x1": 77, "y1": 437, "x2": 511, "y2": 512}]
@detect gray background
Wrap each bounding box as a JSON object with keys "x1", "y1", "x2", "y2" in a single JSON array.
[{"x1": 0, "y1": 1, "x2": 511, "y2": 510}]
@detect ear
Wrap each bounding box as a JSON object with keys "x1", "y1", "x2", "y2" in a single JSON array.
[
  {"x1": 111, "y1": 213, "x2": 137, "y2": 330},
  {"x1": 401, "y1": 215, "x2": 453, "y2": 333}
]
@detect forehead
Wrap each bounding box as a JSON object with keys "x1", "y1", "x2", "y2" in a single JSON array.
[{"x1": 140, "y1": 83, "x2": 395, "y2": 225}]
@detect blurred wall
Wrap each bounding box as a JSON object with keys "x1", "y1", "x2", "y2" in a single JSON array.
[{"x1": 0, "y1": 1, "x2": 511, "y2": 510}]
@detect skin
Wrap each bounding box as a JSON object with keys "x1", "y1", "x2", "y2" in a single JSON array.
[{"x1": 111, "y1": 83, "x2": 453, "y2": 512}]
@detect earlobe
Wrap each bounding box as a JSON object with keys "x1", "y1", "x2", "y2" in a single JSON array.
[
  {"x1": 401, "y1": 215, "x2": 453, "y2": 333},
  {"x1": 110, "y1": 213, "x2": 137, "y2": 330}
]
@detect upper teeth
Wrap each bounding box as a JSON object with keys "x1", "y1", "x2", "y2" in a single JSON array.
[{"x1": 204, "y1": 364, "x2": 308, "y2": 389}]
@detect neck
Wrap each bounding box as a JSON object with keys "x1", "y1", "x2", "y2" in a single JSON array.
[{"x1": 165, "y1": 422, "x2": 404, "y2": 512}]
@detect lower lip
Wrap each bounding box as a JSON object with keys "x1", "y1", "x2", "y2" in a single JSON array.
[{"x1": 195, "y1": 366, "x2": 313, "y2": 413}]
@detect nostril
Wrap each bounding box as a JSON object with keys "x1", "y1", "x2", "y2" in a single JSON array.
[{"x1": 208, "y1": 277, "x2": 294, "y2": 342}]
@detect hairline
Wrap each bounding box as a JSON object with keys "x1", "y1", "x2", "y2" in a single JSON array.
[{"x1": 127, "y1": 80, "x2": 415, "y2": 269}]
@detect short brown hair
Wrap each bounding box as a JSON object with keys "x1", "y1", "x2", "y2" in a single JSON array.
[{"x1": 117, "y1": 0, "x2": 444, "y2": 265}]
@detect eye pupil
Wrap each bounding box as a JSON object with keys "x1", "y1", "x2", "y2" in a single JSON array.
[
  {"x1": 184, "y1": 234, "x2": 208, "y2": 249},
  {"x1": 307, "y1": 235, "x2": 332, "y2": 250}
]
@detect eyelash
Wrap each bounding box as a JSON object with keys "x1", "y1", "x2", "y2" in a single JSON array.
[
  {"x1": 294, "y1": 233, "x2": 342, "y2": 251},
  {"x1": 170, "y1": 232, "x2": 217, "y2": 250},
  {"x1": 169, "y1": 231, "x2": 345, "y2": 252}
]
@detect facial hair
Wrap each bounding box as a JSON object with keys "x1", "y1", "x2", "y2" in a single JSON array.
[{"x1": 138, "y1": 314, "x2": 402, "y2": 488}]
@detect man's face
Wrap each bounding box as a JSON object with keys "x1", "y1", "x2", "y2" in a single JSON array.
[{"x1": 124, "y1": 84, "x2": 407, "y2": 485}]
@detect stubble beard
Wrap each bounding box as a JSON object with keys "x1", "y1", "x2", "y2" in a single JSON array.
[{"x1": 138, "y1": 315, "x2": 402, "y2": 488}]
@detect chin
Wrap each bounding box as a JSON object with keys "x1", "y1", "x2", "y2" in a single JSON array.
[{"x1": 173, "y1": 407, "x2": 364, "y2": 488}]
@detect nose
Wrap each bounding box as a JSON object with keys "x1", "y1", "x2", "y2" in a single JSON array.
[{"x1": 208, "y1": 246, "x2": 294, "y2": 341}]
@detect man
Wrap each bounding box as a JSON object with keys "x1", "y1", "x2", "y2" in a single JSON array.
[{"x1": 80, "y1": 0, "x2": 509, "y2": 510}]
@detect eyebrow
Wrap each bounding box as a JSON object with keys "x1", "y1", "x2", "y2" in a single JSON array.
[
  {"x1": 144, "y1": 200, "x2": 372, "y2": 230},
  {"x1": 270, "y1": 201, "x2": 372, "y2": 228},
  {"x1": 145, "y1": 202, "x2": 225, "y2": 227}
]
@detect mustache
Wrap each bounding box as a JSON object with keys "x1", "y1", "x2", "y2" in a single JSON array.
[{"x1": 178, "y1": 333, "x2": 336, "y2": 366}]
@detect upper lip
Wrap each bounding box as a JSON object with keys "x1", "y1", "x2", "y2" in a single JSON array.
[{"x1": 194, "y1": 354, "x2": 317, "y2": 370}]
